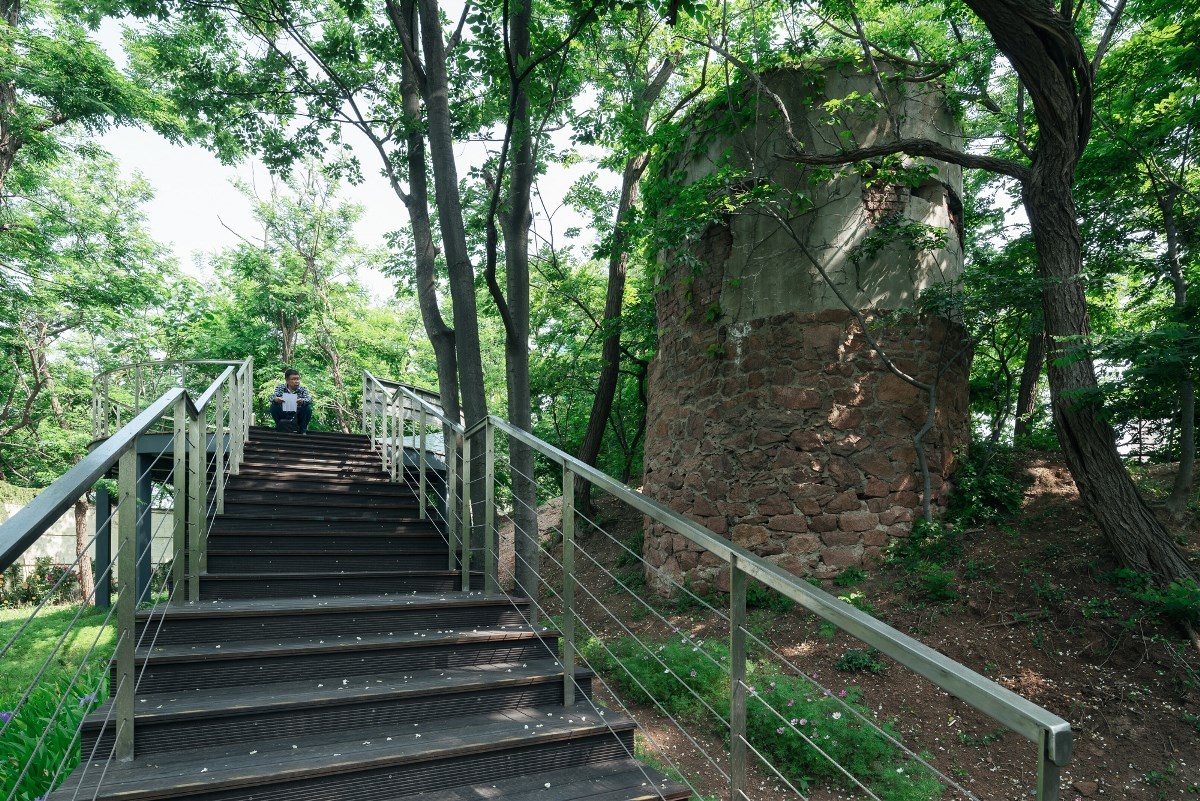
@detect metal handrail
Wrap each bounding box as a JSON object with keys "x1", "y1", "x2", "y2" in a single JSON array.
[
  {"x1": 362, "y1": 367, "x2": 1071, "y2": 799},
  {"x1": 0, "y1": 358, "x2": 254, "y2": 783},
  {"x1": 0, "y1": 390, "x2": 187, "y2": 572},
  {"x1": 92, "y1": 359, "x2": 249, "y2": 440}
]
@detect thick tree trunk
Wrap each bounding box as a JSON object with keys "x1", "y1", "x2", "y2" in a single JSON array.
[
  {"x1": 968, "y1": 0, "x2": 1195, "y2": 585},
  {"x1": 416, "y1": 0, "x2": 487, "y2": 431},
  {"x1": 392, "y1": 0, "x2": 461, "y2": 426},
  {"x1": 496, "y1": 0, "x2": 538, "y2": 598},
  {"x1": 74, "y1": 498, "x2": 94, "y2": 605},
  {"x1": 1014, "y1": 324, "x2": 1044, "y2": 442}
]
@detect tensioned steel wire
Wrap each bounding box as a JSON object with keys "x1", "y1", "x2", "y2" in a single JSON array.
[
  {"x1": 496, "y1": 446, "x2": 958, "y2": 800},
  {"x1": 488, "y1": 448, "x2": 724, "y2": 799},
  {"x1": 496, "y1": 456, "x2": 730, "y2": 685},
  {"x1": 2, "y1": 597, "x2": 120, "y2": 801},
  {"x1": 0, "y1": 489, "x2": 130, "y2": 738},
  {"x1": 68, "y1": 670, "x2": 131, "y2": 801},
  {"x1": 1, "y1": 535, "x2": 125, "y2": 801},
  {"x1": 738, "y1": 621, "x2": 981, "y2": 800}
]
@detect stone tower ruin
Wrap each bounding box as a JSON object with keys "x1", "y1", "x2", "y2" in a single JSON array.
[{"x1": 642, "y1": 64, "x2": 971, "y2": 593}]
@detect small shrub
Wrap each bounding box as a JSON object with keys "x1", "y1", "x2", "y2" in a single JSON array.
[
  {"x1": 747, "y1": 581, "x2": 796, "y2": 613},
  {"x1": 0, "y1": 671, "x2": 106, "y2": 799},
  {"x1": 739, "y1": 673, "x2": 942, "y2": 800},
  {"x1": 886, "y1": 519, "x2": 962, "y2": 569},
  {"x1": 834, "y1": 649, "x2": 885, "y2": 674},
  {"x1": 946, "y1": 444, "x2": 1024, "y2": 527},
  {"x1": 833, "y1": 566, "x2": 868, "y2": 588},
  {"x1": 913, "y1": 563, "x2": 959, "y2": 603},
  {"x1": 1134, "y1": 579, "x2": 1200, "y2": 627},
  {"x1": 0, "y1": 558, "x2": 81, "y2": 609},
  {"x1": 579, "y1": 635, "x2": 730, "y2": 719}
]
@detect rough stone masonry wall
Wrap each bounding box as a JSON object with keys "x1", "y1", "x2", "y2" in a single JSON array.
[{"x1": 642, "y1": 225, "x2": 970, "y2": 595}]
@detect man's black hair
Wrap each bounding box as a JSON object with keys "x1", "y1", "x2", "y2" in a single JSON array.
[{"x1": 284, "y1": 369, "x2": 299, "y2": 379}]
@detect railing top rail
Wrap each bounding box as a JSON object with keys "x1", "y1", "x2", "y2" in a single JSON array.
[
  {"x1": 92, "y1": 359, "x2": 247, "y2": 386},
  {"x1": 483, "y1": 414, "x2": 1072, "y2": 765},
  {"x1": 0, "y1": 388, "x2": 187, "y2": 572},
  {"x1": 363, "y1": 372, "x2": 462, "y2": 433},
  {"x1": 3, "y1": 360, "x2": 249, "y2": 573},
  {"x1": 194, "y1": 366, "x2": 237, "y2": 410}
]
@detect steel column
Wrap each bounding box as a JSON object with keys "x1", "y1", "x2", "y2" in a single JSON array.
[
  {"x1": 484, "y1": 423, "x2": 496, "y2": 596},
  {"x1": 115, "y1": 447, "x2": 137, "y2": 761},
  {"x1": 172, "y1": 396, "x2": 187, "y2": 604},
  {"x1": 561, "y1": 466, "x2": 576, "y2": 707},
  {"x1": 729, "y1": 556, "x2": 748, "y2": 801}
]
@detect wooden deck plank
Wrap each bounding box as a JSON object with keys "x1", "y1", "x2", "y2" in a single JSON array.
[
  {"x1": 58, "y1": 704, "x2": 634, "y2": 800},
  {"x1": 134, "y1": 591, "x2": 521, "y2": 619},
  {"x1": 133, "y1": 624, "x2": 559, "y2": 663},
  {"x1": 381, "y1": 760, "x2": 690, "y2": 801},
  {"x1": 90, "y1": 660, "x2": 576, "y2": 723}
]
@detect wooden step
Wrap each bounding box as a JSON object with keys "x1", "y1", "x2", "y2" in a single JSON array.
[
  {"x1": 198, "y1": 570, "x2": 483, "y2": 600},
  {"x1": 224, "y1": 477, "x2": 425, "y2": 496},
  {"x1": 382, "y1": 760, "x2": 692, "y2": 801},
  {"x1": 206, "y1": 531, "x2": 448, "y2": 553},
  {"x1": 134, "y1": 593, "x2": 529, "y2": 645},
  {"x1": 120, "y1": 625, "x2": 560, "y2": 694},
  {"x1": 219, "y1": 502, "x2": 428, "y2": 522},
  {"x1": 84, "y1": 660, "x2": 590, "y2": 758},
  {"x1": 56, "y1": 704, "x2": 644, "y2": 801},
  {"x1": 209, "y1": 517, "x2": 443, "y2": 534},
  {"x1": 206, "y1": 550, "x2": 451, "y2": 574}
]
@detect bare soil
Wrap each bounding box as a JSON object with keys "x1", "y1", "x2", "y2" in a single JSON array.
[{"x1": 530, "y1": 453, "x2": 1200, "y2": 801}]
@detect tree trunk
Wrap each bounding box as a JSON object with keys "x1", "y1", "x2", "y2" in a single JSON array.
[
  {"x1": 391, "y1": 0, "x2": 461, "y2": 426},
  {"x1": 1014, "y1": 324, "x2": 1045, "y2": 442},
  {"x1": 497, "y1": 0, "x2": 538, "y2": 598},
  {"x1": 415, "y1": 0, "x2": 489, "y2": 561},
  {"x1": 1160, "y1": 189, "x2": 1194, "y2": 520},
  {"x1": 574, "y1": 154, "x2": 647, "y2": 512},
  {"x1": 74, "y1": 498, "x2": 94, "y2": 605},
  {"x1": 966, "y1": 0, "x2": 1195, "y2": 584},
  {"x1": 416, "y1": 0, "x2": 487, "y2": 431},
  {"x1": 0, "y1": 0, "x2": 20, "y2": 194}
]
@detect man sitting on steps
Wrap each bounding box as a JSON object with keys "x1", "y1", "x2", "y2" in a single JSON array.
[{"x1": 269, "y1": 368, "x2": 314, "y2": 434}]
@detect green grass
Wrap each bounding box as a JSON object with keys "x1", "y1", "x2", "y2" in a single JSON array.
[
  {"x1": 0, "y1": 603, "x2": 117, "y2": 707},
  {"x1": 1, "y1": 603, "x2": 114, "y2": 800}
]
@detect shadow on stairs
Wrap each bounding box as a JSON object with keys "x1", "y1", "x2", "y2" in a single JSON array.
[{"x1": 55, "y1": 426, "x2": 690, "y2": 801}]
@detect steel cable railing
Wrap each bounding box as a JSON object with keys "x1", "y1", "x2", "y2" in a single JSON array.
[
  {"x1": 470, "y1": 448, "x2": 710, "y2": 801},
  {"x1": 0, "y1": 358, "x2": 253, "y2": 800},
  {"x1": 361, "y1": 368, "x2": 1072, "y2": 801}
]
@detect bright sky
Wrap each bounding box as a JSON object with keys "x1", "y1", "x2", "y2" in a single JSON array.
[{"x1": 94, "y1": 14, "x2": 599, "y2": 304}]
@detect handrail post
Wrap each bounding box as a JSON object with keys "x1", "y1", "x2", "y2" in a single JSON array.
[
  {"x1": 172, "y1": 396, "x2": 187, "y2": 605},
  {"x1": 246, "y1": 356, "x2": 254, "y2": 427},
  {"x1": 418, "y1": 407, "x2": 427, "y2": 520},
  {"x1": 361, "y1": 371, "x2": 369, "y2": 441},
  {"x1": 133, "y1": 364, "x2": 142, "y2": 419},
  {"x1": 484, "y1": 422, "x2": 496, "y2": 596},
  {"x1": 447, "y1": 432, "x2": 459, "y2": 571},
  {"x1": 1037, "y1": 730, "x2": 1060, "y2": 801},
  {"x1": 95, "y1": 486, "x2": 112, "y2": 610},
  {"x1": 461, "y1": 432, "x2": 472, "y2": 592},
  {"x1": 102, "y1": 374, "x2": 111, "y2": 438},
  {"x1": 729, "y1": 555, "x2": 748, "y2": 801},
  {"x1": 561, "y1": 466, "x2": 576, "y2": 707},
  {"x1": 213, "y1": 384, "x2": 226, "y2": 515},
  {"x1": 188, "y1": 407, "x2": 204, "y2": 602},
  {"x1": 115, "y1": 446, "x2": 137, "y2": 761},
  {"x1": 228, "y1": 371, "x2": 241, "y2": 476}
]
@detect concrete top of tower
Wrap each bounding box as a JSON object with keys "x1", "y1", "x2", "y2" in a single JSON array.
[{"x1": 661, "y1": 61, "x2": 965, "y2": 321}]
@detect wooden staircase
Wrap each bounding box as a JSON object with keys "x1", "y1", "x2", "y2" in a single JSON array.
[{"x1": 58, "y1": 427, "x2": 690, "y2": 801}]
